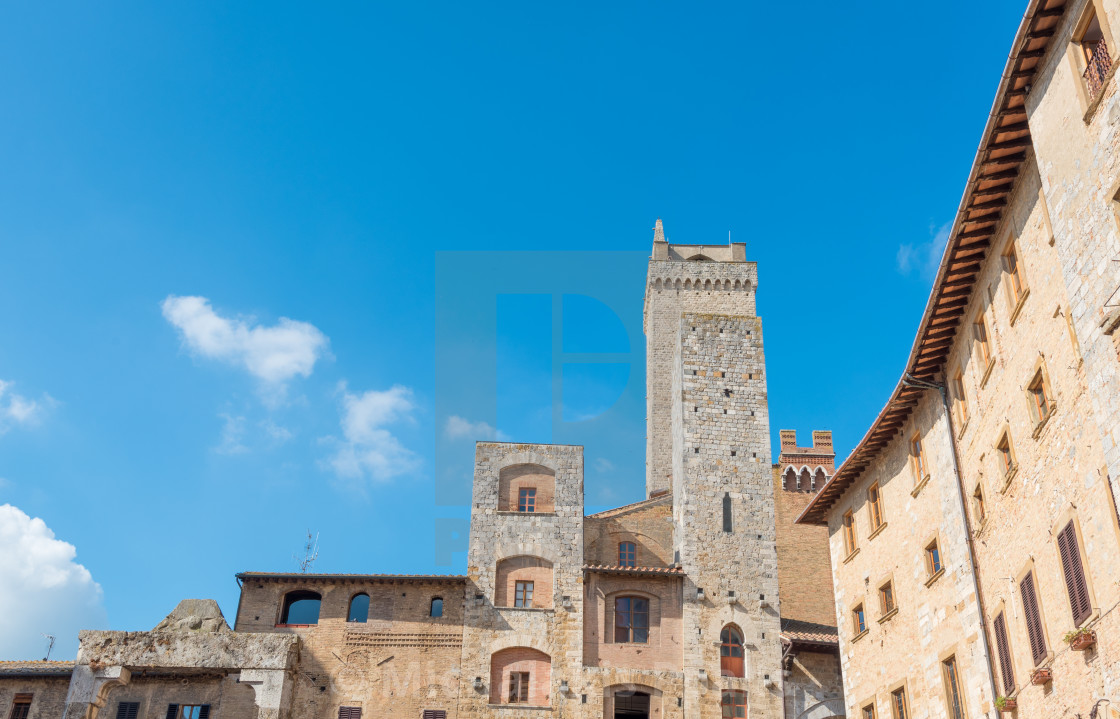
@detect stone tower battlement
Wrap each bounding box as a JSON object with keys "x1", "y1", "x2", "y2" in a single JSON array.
[
  {"x1": 776, "y1": 429, "x2": 834, "y2": 493},
  {"x1": 644, "y1": 219, "x2": 758, "y2": 498}
]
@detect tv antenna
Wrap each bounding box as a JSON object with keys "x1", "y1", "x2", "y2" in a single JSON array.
[
  {"x1": 295, "y1": 530, "x2": 319, "y2": 573},
  {"x1": 42, "y1": 634, "x2": 55, "y2": 661}
]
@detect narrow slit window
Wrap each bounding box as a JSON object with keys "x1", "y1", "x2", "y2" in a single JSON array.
[{"x1": 722, "y1": 492, "x2": 733, "y2": 532}]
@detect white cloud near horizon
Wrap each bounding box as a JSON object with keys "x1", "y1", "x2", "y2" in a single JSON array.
[
  {"x1": 444, "y1": 415, "x2": 509, "y2": 442},
  {"x1": 161, "y1": 295, "x2": 329, "y2": 398},
  {"x1": 0, "y1": 504, "x2": 107, "y2": 659},
  {"x1": 324, "y1": 384, "x2": 420, "y2": 483},
  {"x1": 0, "y1": 379, "x2": 54, "y2": 434},
  {"x1": 897, "y1": 222, "x2": 952, "y2": 279}
]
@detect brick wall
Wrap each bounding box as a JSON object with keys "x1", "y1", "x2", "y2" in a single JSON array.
[
  {"x1": 584, "y1": 495, "x2": 674, "y2": 567},
  {"x1": 497, "y1": 464, "x2": 556, "y2": 513},
  {"x1": 582, "y1": 573, "x2": 683, "y2": 671},
  {"x1": 773, "y1": 468, "x2": 837, "y2": 628},
  {"x1": 488, "y1": 647, "x2": 551, "y2": 706},
  {"x1": 495, "y1": 557, "x2": 554, "y2": 609}
]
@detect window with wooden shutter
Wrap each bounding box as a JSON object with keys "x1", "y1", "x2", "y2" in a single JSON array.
[
  {"x1": 165, "y1": 704, "x2": 179, "y2": 719},
  {"x1": 993, "y1": 611, "x2": 1015, "y2": 694},
  {"x1": 1057, "y1": 521, "x2": 1093, "y2": 626},
  {"x1": 9, "y1": 695, "x2": 32, "y2": 719},
  {"x1": 1019, "y1": 571, "x2": 1048, "y2": 665},
  {"x1": 338, "y1": 707, "x2": 362, "y2": 719},
  {"x1": 116, "y1": 702, "x2": 140, "y2": 719},
  {"x1": 422, "y1": 712, "x2": 447, "y2": 719}
]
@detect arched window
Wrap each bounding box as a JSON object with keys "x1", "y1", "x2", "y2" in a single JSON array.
[
  {"x1": 783, "y1": 467, "x2": 797, "y2": 491},
  {"x1": 799, "y1": 468, "x2": 812, "y2": 492},
  {"x1": 348, "y1": 593, "x2": 369, "y2": 623},
  {"x1": 721, "y1": 625, "x2": 745, "y2": 677},
  {"x1": 618, "y1": 542, "x2": 636, "y2": 567},
  {"x1": 430, "y1": 597, "x2": 444, "y2": 618},
  {"x1": 614, "y1": 596, "x2": 649, "y2": 643},
  {"x1": 814, "y1": 468, "x2": 826, "y2": 492},
  {"x1": 279, "y1": 590, "x2": 321, "y2": 625}
]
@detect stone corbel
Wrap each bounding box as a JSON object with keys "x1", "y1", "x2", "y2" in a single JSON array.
[
  {"x1": 62, "y1": 665, "x2": 131, "y2": 719},
  {"x1": 239, "y1": 668, "x2": 292, "y2": 719}
]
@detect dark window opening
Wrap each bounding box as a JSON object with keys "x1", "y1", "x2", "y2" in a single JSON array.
[
  {"x1": 339, "y1": 708, "x2": 363, "y2": 719},
  {"x1": 619, "y1": 541, "x2": 636, "y2": 568},
  {"x1": 9, "y1": 695, "x2": 32, "y2": 719},
  {"x1": 430, "y1": 597, "x2": 444, "y2": 618},
  {"x1": 279, "y1": 590, "x2": 322, "y2": 625},
  {"x1": 615, "y1": 691, "x2": 651, "y2": 717},
  {"x1": 721, "y1": 690, "x2": 747, "y2": 719},
  {"x1": 722, "y1": 492, "x2": 732, "y2": 532},
  {"x1": 421, "y1": 712, "x2": 447, "y2": 719},
  {"x1": 614, "y1": 596, "x2": 650, "y2": 643},
  {"x1": 348, "y1": 593, "x2": 370, "y2": 623},
  {"x1": 116, "y1": 703, "x2": 140, "y2": 719},
  {"x1": 166, "y1": 706, "x2": 210, "y2": 719}
]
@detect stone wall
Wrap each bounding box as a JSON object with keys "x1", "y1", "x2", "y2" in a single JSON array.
[
  {"x1": 782, "y1": 651, "x2": 844, "y2": 719},
  {"x1": 672, "y1": 312, "x2": 784, "y2": 719},
  {"x1": 0, "y1": 674, "x2": 71, "y2": 719}
]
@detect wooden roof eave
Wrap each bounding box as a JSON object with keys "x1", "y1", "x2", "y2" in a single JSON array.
[{"x1": 796, "y1": 0, "x2": 1064, "y2": 527}]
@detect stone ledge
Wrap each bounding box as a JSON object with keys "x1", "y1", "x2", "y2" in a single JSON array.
[{"x1": 76, "y1": 630, "x2": 298, "y2": 671}]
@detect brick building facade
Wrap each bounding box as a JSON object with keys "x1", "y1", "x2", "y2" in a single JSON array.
[
  {"x1": 0, "y1": 226, "x2": 842, "y2": 718},
  {"x1": 799, "y1": 1, "x2": 1120, "y2": 718}
]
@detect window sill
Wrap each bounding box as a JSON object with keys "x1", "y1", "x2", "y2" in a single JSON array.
[
  {"x1": 1083, "y1": 61, "x2": 1118, "y2": 124},
  {"x1": 851, "y1": 628, "x2": 869, "y2": 643},
  {"x1": 868, "y1": 522, "x2": 888, "y2": 541},
  {"x1": 924, "y1": 568, "x2": 946, "y2": 588},
  {"x1": 487, "y1": 705, "x2": 553, "y2": 711},
  {"x1": 499, "y1": 606, "x2": 555, "y2": 613},
  {"x1": 999, "y1": 464, "x2": 1019, "y2": 494},
  {"x1": 1031, "y1": 402, "x2": 1057, "y2": 439},
  {"x1": 878, "y1": 607, "x2": 899, "y2": 624},
  {"x1": 980, "y1": 359, "x2": 996, "y2": 389},
  {"x1": 842, "y1": 547, "x2": 861, "y2": 565},
  {"x1": 1009, "y1": 287, "x2": 1031, "y2": 327},
  {"x1": 911, "y1": 474, "x2": 931, "y2": 498},
  {"x1": 496, "y1": 511, "x2": 557, "y2": 517}
]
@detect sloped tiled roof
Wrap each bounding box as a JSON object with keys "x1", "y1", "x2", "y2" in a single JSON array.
[
  {"x1": 0, "y1": 660, "x2": 75, "y2": 677},
  {"x1": 585, "y1": 492, "x2": 672, "y2": 519},
  {"x1": 237, "y1": 572, "x2": 467, "y2": 582},
  {"x1": 583, "y1": 564, "x2": 684, "y2": 577},
  {"x1": 780, "y1": 619, "x2": 839, "y2": 646}
]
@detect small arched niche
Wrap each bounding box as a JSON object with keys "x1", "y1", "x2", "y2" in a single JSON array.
[
  {"x1": 498, "y1": 463, "x2": 556, "y2": 513},
  {"x1": 347, "y1": 593, "x2": 370, "y2": 623},
  {"x1": 495, "y1": 556, "x2": 554, "y2": 609}
]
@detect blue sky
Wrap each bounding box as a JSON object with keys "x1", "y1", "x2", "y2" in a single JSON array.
[{"x1": 0, "y1": 1, "x2": 1026, "y2": 659}]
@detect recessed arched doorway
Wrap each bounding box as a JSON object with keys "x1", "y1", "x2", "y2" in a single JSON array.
[
  {"x1": 613, "y1": 690, "x2": 650, "y2": 719},
  {"x1": 604, "y1": 684, "x2": 662, "y2": 719}
]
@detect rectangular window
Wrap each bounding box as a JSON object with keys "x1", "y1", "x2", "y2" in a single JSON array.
[
  {"x1": 891, "y1": 688, "x2": 909, "y2": 719},
  {"x1": 618, "y1": 541, "x2": 636, "y2": 567},
  {"x1": 997, "y1": 433, "x2": 1015, "y2": 476},
  {"x1": 926, "y1": 539, "x2": 943, "y2": 577},
  {"x1": 868, "y1": 483, "x2": 884, "y2": 531},
  {"x1": 879, "y1": 581, "x2": 896, "y2": 615},
  {"x1": 972, "y1": 483, "x2": 987, "y2": 525},
  {"x1": 720, "y1": 690, "x2": 747, "y2": 719},
  {"x1": 9, "y1": 695, "x2": 31, "y2": 719},
  {"x1": 1020, "y1": 571, "x2": 1049, "y2": 666},
  {"x1": 1057, "y1": 521, "x2": 1093, "y2": 626},
  {"x1": 942, "y1": 656, "x2": 966, "y2": 719},
  {"x1": 614, "y1": 596, "x2": 650, "y2": 643},
  {"x1": 910, "y1": 435, "x2": 928, "y2": 484},
  {"x1": 1077, "y1": 8, "x2": 1113, "y2": 99},
  {"x1": 843, "y1": 510, "x2": 857, "y2": 555},
  {"x1": 973, "y1": 316, "x2": 993, "y2": 369},
  {"x1": 863, "y1": 704, "x2": 877, "y2": 719},
  {"x1": 852, "y1": 604, "x2": 867, "y2": 635},
  {"x1": 1027, "y1": 370, "x2": 1052, "y2": 426},
  {"x1": 1004, "y1": 242, "x2": 1027, "y2": 309},
  {"x1": 116, "y1": 703, "x2": 140, "y2": 719},
  {"x1": 952, "y1": 370, "x2": 969, "y2": 426},
  {"x1": 517, "y1": 488, "x2": 536, "y2": 513},
  {"x1": 168, "y1": 706, "x2": 210, "y2": 719},
  {"x1": 508, "y1": 672, "x2": 530, "y2": 704},
  {"x1": 422, "y1": 712, "x2": 448, "y2": 719},
  {"x1": 514, "y1": 580, "x2": 534, "y2": 608},
  {"x1": 338, "y1": 708, "x2": 363, "y2": 719},
  {"x1": 993, "y1": 611, "x2": 1016, "y2": 694}
]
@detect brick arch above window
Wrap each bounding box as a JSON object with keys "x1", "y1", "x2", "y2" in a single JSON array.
[
  {"x1": 495, "y1": 556, "x2": 554, "y2": 609},
  {"x1": 498, "y1": 463, "x2": 556, "y2": 513},
  {"x1": 489, "y1": 647, "x2": 551, "y2": 706}
]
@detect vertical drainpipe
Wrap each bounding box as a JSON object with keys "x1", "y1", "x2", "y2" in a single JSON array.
[{"x1": 903, "y1": 373, "x2": 1000, "y2": 715}]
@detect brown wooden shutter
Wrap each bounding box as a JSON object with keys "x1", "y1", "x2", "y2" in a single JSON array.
[
  {"x1": 993, "y1": 612, "x2": 1015, "y2": 694},
  {"x1": 337, "y1": 709, "x2": 362, "y2": 719},
  {"x1": 1019, "y1": 571, "x2": 1048, "y2": 665},
  {"x1": 197, "y1": 707, "x2": 210, "y2": 719},
  {"x1": 1057, "y1": 521, "x2": 1092, "y2": 625},
  {"x1": 422, "y1": 712, "x2": 447, "y2": 719},
  {"x1": 165, "y1": 705, "x2": 178, "y2": 719},
  {"x1": 116, "y1": 703, "x2": 140, "y2": 719}
]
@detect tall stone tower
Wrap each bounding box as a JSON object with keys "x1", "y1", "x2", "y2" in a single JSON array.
[
  {"x1": 646, "y1": 222, "x2": 784, "y2": 719},
  {"x1": 644, "y1": 219, "x2": 758, "y2": 497}
]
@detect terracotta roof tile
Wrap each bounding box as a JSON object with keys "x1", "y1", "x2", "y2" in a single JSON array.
[
  {"x1": 237, "y1": 571, "x2": 467, "y2": 582},
  {"x1": 0, "y1": 660, "x2": 75, "y2": 677},
  {"x1": 583, "y1": 564, "x2": 684, "y2": 576},
  {"x1": 780, "y1": 619, "x2": 839, "y2": 646}
]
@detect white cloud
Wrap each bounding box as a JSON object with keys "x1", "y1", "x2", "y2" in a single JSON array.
[
  {"x1": 593, "y1": 458, "x2": 615, "y2": 473},
  {"x1": 0, "y1": 505, "x2": 107, "y2": 659},
  {"x1": 260, "y1": 419, "x2": 294, "y2": 444},
  {"x1": 444, "y1": 415, "x2": 509, "y2": 442},
  {"x1": 897, "y1": 221, "x2": 952, "y2": 279},
  {"x1": 215, "y1": 413, "x2": 249, "y2": 455},
  {"x1": 161, "y1": 296, "x2": 329, "y2": 396},
  {"x1": 324, "y1": 384, "x2": 420, "y2": 483},
  {"x1": 0, "y1": 379, "x2": 53, "y2": 434}
]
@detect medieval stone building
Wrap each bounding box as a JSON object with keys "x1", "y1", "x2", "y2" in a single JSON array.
[
  {"x1": 799, "y1": 0, "x2": 1120, "y2": 718},
  {"x1": 0, "y1": 228, "x2": 843, "y2": 719}
]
